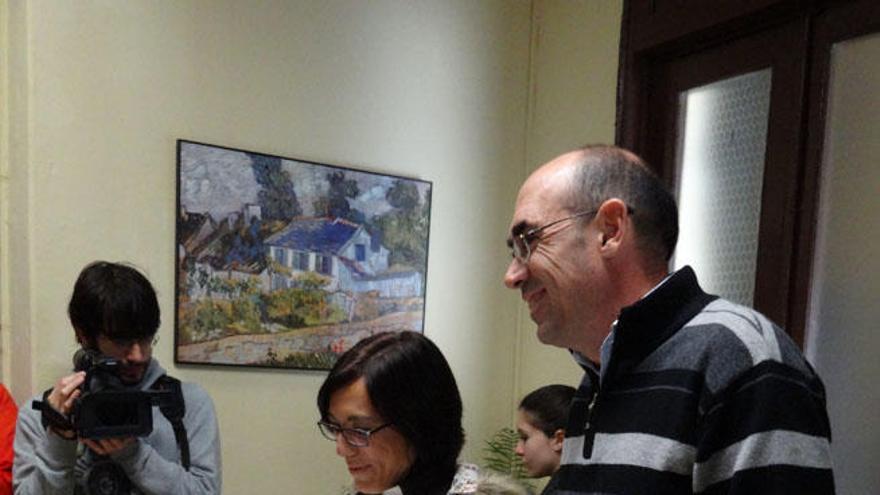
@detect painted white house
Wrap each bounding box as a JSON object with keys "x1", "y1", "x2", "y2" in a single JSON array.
[
  {"x1": 265, "y1": 217, "x2": 410, "y2": 294},
  {"x1": 181, "y1": 214, "x2": 424, "y2": 301}
]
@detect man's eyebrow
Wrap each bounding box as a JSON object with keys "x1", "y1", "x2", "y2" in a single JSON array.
[
  {"x1": 506, "y1": 220, "x2": 529, "y2": 249},
  {"x1": 510, "y1": 220, "x2": 529, "y2": 237}
]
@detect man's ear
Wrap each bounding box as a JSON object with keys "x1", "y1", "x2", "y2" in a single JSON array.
[
  {"x1": 596, "y1": 199, "x2": 629, "y2": 256},
  {"x1": 551, "y1": 428, "x2": 565, "y2": 453}
]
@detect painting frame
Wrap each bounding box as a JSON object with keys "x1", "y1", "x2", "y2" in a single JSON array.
[{"x1": 174, "y1": 140, "x2": 432, "y2": 371}]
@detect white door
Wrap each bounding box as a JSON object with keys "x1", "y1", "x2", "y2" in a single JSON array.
[{"x1": 805, "y1": 31, "x2": 880, "y2": 495}]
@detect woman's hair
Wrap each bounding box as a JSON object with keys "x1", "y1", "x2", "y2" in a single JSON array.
[
  {"x1": 68, "y1": 261, "x2": 160, "y2": 343},
  {"x1": 518, "y1": 384, "x2": 576, "y2": 438},
  {"x1": 317, "y1": 331, "x2": 465, "y2": 495}
]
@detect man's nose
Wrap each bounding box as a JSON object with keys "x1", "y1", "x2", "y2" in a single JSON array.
[
  {"x1": 504, "y1": 257, "x2": 527, "y2": 289},
  {"x1": 125, "y1": 342, "x2": 147, "y2": 362}
]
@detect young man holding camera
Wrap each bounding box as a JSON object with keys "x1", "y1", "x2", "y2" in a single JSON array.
[{"x1": 13, "y1": 261, "x2": 222, "y2": 494}]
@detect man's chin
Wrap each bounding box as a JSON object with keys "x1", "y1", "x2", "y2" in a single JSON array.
[
  {"x1": 537, "y1": 324, "x2": 574, "y2": 351},
  {"x1": 120, "y1": 376, "x2": 143, "y2": 385},
  {"x1": 535, "y1": 324, "x2": 556, "y2": 346},
  {"x1": 119, "y1": 367, "x2": 147, "y2": 384}
]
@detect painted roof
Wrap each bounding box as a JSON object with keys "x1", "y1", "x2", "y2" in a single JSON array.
[
  {"x1": 265, "y1": 217, "x2": 363, "y2": 254},
  {"x1": 178, "y1": 211, "x2": 214, "y2": 244}
]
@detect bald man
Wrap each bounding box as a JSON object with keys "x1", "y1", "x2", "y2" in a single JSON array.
[{"x1": 504, "y1": 145, "x2": 834, "y2": 494}]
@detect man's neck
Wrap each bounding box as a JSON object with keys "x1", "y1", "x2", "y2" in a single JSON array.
[
  {"x1": 576, "y1": 267, "x2": 672, "y2": 364},
  {"x1": 620, "y1": 266, "x2": 670, "y2": 307}
]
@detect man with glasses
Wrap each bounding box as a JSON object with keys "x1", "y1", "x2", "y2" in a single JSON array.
[
  {"x1": 14, "y1": 261, "x2": 222, "y2": 494},
  {"x1": 504, "y1": 145, "x2": 834, "y2": 494}
]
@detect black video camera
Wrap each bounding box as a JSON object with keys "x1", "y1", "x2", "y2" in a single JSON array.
[
  {"x1": 33, "y1": 349, "x2": 190, "y2": 495},
  {"x1": 33, "y1": 349, "x2": 177, "y2": 439},
  {"x1": 69, "y1": 349, "x2": 158, "y2": 439}
]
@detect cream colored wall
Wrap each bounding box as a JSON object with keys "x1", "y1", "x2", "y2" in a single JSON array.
[
  {"x1": 1, "y1": 0, "x2": 532, "y2": 492},
  {"x1": 1, "y1": 0, "x2": 34, "y2": 392},
  {"x1": 514, "y1": 0, "x2": 623, "y2": 400},
  {"x1": 0, "y1": 0, "x2": 623, "y2": 493}
]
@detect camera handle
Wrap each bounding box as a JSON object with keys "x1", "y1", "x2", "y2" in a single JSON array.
[{"x1": 32, "y1": 389, "x2": 76, "y2": 435}]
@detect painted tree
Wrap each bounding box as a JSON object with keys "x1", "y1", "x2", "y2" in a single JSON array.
[
  {"x1": 314, "y1": 170, "x2": 365, "y2": 223},
  {"x1": 250, "y1": 153, "x2": 302, "y2": 221},
  {"x1": 371, "y1": 180, "x2": 429, "y2": 272}
]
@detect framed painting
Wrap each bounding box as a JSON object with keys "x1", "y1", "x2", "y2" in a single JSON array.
[{"x1": 175, "y1": 140, "x2": 432, "y2": 370}]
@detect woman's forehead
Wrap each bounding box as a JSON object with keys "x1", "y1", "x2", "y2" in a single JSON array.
[{"x1": 328, "y1": 377, "x2": 382, "y2": 424}]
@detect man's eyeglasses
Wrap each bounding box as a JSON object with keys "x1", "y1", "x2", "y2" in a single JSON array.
[
  {"x1": 103, "y1": 335, "x2": 159, "y2": 351},
  {"x1": 317, "y1": 420, "x2": 393, "y2": 448},
  {"x1": 508, "y1": 209, "x2": 598, "y2": 264}
]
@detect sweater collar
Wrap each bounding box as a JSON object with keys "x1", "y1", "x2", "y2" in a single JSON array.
[{"x1": 610, "y1": 266, "x2": 716, "y2": 364}]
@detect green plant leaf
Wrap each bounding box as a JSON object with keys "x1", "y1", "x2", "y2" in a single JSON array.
[{"x1": 481, "y1": 427, "x2": 533, "y2": 490}]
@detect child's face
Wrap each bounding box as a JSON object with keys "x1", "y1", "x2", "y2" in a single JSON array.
[{"x1": 514, "y1": 409, "x2": 563, "y2": 478}]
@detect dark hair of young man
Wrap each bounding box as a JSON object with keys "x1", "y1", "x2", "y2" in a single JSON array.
[
  {"x1": 317, "y1": 331, "x2": 465, "y2": 495},
  {"x1": 518, "y1": 384, "x2": 576, "y2": 438},
  {"x1": 68, "y1": 261, "x2": 160, "y2": 344}
]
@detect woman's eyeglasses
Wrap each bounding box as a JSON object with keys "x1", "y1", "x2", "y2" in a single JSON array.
[{"x1": 317, "y1": 420, "x2": 393, "y2": 448}]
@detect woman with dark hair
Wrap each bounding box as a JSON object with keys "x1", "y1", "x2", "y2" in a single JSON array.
[
  {"x1": 514, "y1": 385, "x2": 575, "y2": 494},
  {"x1": 317, "y1": 331, "x2": 528, "y2": 495}
]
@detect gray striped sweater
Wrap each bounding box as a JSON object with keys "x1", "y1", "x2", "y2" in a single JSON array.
[{"x1": 554, "y1": 266, "x2": 834, "y2": 494}]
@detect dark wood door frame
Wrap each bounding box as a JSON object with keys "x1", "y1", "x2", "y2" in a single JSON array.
[
  {"x1": 654, "y1": 21, "x2": 808, "y2": 333},
  {"x1": 616, "y1": 0, "x2": 880, "y2": 346},
  {"x1": 788, "y1": 1, "x2": 880, "y2": 345}
]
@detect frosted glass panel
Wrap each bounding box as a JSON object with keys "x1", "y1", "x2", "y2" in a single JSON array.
[
  {"x1": 805, "y1": 32, "x2": 880, "y2": 495},
  {"x1": 673, "y1": 69, "x2": 771, "y2": 306}
]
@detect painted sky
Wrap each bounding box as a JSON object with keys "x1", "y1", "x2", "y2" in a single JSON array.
[{"x1": 180, "y1": 142, "x2": 430, "y2": 222}]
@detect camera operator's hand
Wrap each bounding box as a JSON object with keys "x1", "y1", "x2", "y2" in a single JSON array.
[
  {"x1": 80, "y1": 437, "x2": 136, "y2": 456},
  {"x1": 46, "y1": 371, "x2": 86, "y2": 438},
  {"x1": 47, "y1": 371, "x2": 86, "y2": 413}
]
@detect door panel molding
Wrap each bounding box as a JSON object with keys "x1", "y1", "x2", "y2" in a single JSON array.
[{"x1": 617, "y1": 0, "x2": 879, "y2": 346}]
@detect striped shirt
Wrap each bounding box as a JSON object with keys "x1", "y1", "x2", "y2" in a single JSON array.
[{"x1": 554, "y1": 266, "x2": 834, "y2": 494}]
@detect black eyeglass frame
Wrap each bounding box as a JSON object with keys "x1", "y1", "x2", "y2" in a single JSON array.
[
  {"x1": 509, "y1": 209, "x2": 597, "y2": 263},
  {"x1": 508, "y1": 205, "x2": 635, "y2": 264},
  {"x1": 317, "y1": 420, "x2": 394, "y2": 448},
  {"x1": 100, "y1": 334, "x2": 159, "y2": 350}
]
